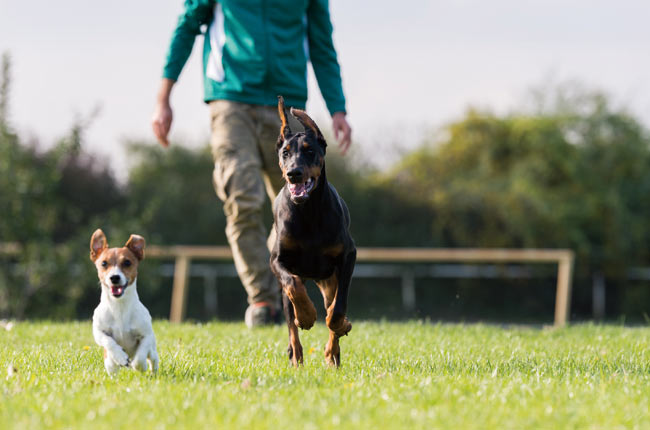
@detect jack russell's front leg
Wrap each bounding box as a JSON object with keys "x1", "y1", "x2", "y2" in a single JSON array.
[
  {"x1": 131, "y1": 333, "x2": 158, "y2": 373},
  {"x1": 93, "y1": 325, "x2": 130, "y2": 374}
]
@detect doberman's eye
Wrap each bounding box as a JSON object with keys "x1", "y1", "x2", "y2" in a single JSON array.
[
  {"x1": 123, "y1": 259, "x2": 132, "y2": 267},
  {"x1": 101, "y1": 261, "x2": 107, "y2": 268}
]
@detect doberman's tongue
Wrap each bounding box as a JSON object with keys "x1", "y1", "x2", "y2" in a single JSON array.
[
  {"x1": 289, "y1": 178, "x2": 314, "y2": 198},
  {"x1": 289, "y1": 183, "x2": 307, "y2": 197}
]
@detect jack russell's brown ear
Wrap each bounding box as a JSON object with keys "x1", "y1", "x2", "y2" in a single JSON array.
[
  {"x1": 90, "y1": 229, "x2": 108, "y2": 262},
  {"x1": 125, "y1": 234, "x2": 146, "y2": 261}
]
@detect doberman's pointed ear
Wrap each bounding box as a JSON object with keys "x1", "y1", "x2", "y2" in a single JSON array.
[
  {"x1": 290, "y1": 107, "x2": 327, "y2": 152},
  {"x1": 277, "y1": 96, "x2": 292, "y2": 150},
  {"x1": 90, "y1": 229, "x2": 108, "y2": 262},
  {"x1": 125, "y1": 234, "x2": 146, "y2": 261}
]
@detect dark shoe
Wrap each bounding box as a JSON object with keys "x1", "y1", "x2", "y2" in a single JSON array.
[{"x1": 245, "y1": 302, "x2": 278, "y2": 328}]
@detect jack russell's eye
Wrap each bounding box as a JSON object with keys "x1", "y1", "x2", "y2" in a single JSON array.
[
  {"x1": 122, "y1": 259, "x2": 132, "y2": 267},
  {"x1": 282, "y1": 150, "x2": 289, "y2": 159},
  {"x1": 101, "y1": 261, "x2": 107, "y2": 268}
]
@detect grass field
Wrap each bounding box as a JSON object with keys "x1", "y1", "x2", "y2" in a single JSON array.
[{"x1": 1, "y1": 321, "x2": 650, "y2": 429}]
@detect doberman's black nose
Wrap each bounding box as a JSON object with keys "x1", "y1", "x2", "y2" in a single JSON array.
[
  {"x1": 287, "y1": 169, "x2": 303, "y2": 184},
  {"x1": 110, "y1": 275, "x2": 121, "y2": 285}
]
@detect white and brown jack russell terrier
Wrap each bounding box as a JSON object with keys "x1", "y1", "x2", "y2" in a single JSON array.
[{"x1": 90, "y1": 229, "x2": 159, "y2": 375}]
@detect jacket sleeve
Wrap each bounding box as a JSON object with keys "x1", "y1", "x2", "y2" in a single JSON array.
[
  {"x1": 306, "y1": 0, "x2": 346, "y2": 115},
  {"x1": 162, "y1": 0, "x2": 216, "y2": 81}
]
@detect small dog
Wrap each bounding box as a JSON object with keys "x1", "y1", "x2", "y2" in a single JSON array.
[
  {"x1": 90, "y1": 229, "x2": 159, "y2": 374},
  {"x1": 271, "y1": 96, "x2": 356, "y2": 367}
]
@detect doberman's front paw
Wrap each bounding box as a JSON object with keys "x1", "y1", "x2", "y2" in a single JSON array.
[
  {"x1": 293, "y1": 301, "x2": 317, "y2": 330},
  {"x1": 327, "y1": 313, "x2": 352, "y2": 337},
  {"x1": 294, "y1": 316, "x2": 315, "y2": 330}
]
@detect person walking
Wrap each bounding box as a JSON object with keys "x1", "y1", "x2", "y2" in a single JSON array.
[{"x1": 152, "y1": 0, "x2": 351, "y2": 327}]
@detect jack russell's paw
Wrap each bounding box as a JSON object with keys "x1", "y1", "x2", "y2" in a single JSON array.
[
  {"x1": 109, "y1": 347, "x2": 130, "y2": 367},
  {"x1": 131, "y1": 359, "x2": 147, "y2": 372},
  {"x1": 104, "y1": 359, "x2": 121, "y2": 375},
  {"x1": 131, "y1": 354, "x2": 149, "y2": 372}
]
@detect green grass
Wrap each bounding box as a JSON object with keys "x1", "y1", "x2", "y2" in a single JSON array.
[{"x1": 1, "y1": 321, "x2": 650, "y2": 429}]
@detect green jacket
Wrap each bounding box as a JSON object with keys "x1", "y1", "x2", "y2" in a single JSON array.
[{"x1": 163, "y1": 0, "x2": 346, "y2": 114}]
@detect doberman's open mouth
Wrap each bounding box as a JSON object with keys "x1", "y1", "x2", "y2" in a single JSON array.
[{"x1": 288, "y1": 177, "x2": 315, "y2": 200}]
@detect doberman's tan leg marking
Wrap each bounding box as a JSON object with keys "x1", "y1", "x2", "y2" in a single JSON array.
[
  {"x1": 288, "y1": 319, "x2": 303, "y2": 367},
  {"x1": 285, "y1": 276, "x2": 317, "y2": 330},
  {"x1": 316, "y1": 273, "x2": 350, "y2": 367}
]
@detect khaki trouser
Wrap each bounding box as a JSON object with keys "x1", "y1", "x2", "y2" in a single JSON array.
[{"x1": 209, "y1": 100, "x2": 297, "y2": 308}]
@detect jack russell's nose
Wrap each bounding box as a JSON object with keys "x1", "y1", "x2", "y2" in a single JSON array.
[{"x1": 110, "y1": 275, "x2": 121, "y2": 285}]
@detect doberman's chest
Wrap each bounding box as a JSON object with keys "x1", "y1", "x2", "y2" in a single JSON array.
[
  {"x1": 277, "y1": 244, "x2": 340, "y2": 280},
  {"x1": 275, "y1": 189, "x2": 349, "y2": 280},
  {"x1": 277, "y1": 221, "x2": 344, "y2": 280}
]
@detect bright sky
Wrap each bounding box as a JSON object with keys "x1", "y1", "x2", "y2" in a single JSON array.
[{"x1": 1, "y1": 0, "x2": 649, "y2": 176}]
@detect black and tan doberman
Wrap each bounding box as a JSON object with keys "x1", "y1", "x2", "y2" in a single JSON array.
[{"x1": 270, "y1": 96, "x2": 356, "y2": 367}]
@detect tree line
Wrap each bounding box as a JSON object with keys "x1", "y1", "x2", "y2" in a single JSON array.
[{"x1": 2, "y1": 54, "x2": 650, "y2": 321}]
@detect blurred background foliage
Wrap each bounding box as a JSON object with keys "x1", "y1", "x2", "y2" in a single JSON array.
[{"x1": 2, "y1": 53, "x2": 650, "y2": 322}]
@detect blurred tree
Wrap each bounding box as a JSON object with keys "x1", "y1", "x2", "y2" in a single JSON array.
[
  {"x1": 0, "y1": 52, "x2": 10, "y2": 126},
  {"x1": 3, "y1": 62, "x2": 650, "y2": 321},
  {"x1": 0, "y1": 54, "x2": 124, "y2": 318},
  {"x1": 389, "y1": 88, "x2": 650, "y2": 280},
  {"x1": 326, "y1": 151, "x2": 436, "y2": 246},
  {"x1": 114, "y1": 141, "x2": 227, "y2": 245}
]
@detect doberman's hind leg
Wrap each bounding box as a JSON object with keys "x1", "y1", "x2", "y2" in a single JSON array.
[
  {"x1": 285, "y1": 276, "x2": 317, "y2": 330},
  {"x1": 317, "y1": 273, "x2": 348, "y2": 367},
  {"x1": 324, "y1": 331, "x2": 340, "y2": 367},
  {"x1": 283, "y1": 290, "x2": 303, "y2": 367}
]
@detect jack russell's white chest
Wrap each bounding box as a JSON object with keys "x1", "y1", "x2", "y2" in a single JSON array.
[
  {"x1": 95, "y1": 307, "x2": 145, "y2": 357},
  {"x1": 105, "y1": 324, "x2": 142, "y2": 356}
]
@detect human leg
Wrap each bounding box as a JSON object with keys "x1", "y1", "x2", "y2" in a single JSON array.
[{"x1": 209, "y1": 100, "x2": 280, "y2": 325}]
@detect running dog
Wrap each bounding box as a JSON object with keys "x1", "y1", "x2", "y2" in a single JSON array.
[
  {"x1": 271, "y1": 96, "x2": 356, "y2": 367},
  {"x1": 90, "y1": 229, "x2": 159, "y2": 374}
]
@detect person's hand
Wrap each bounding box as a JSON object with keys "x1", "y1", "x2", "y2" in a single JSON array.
[
  {"x1": 152, "y1": 79, "x2": 176, "y2": 148},
  {"x1": 332, "y1": 112, "x2": 351, "y2": 155},
  {"x1": 151, "y1": 100, "x2": 173, "y2": 147}
]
